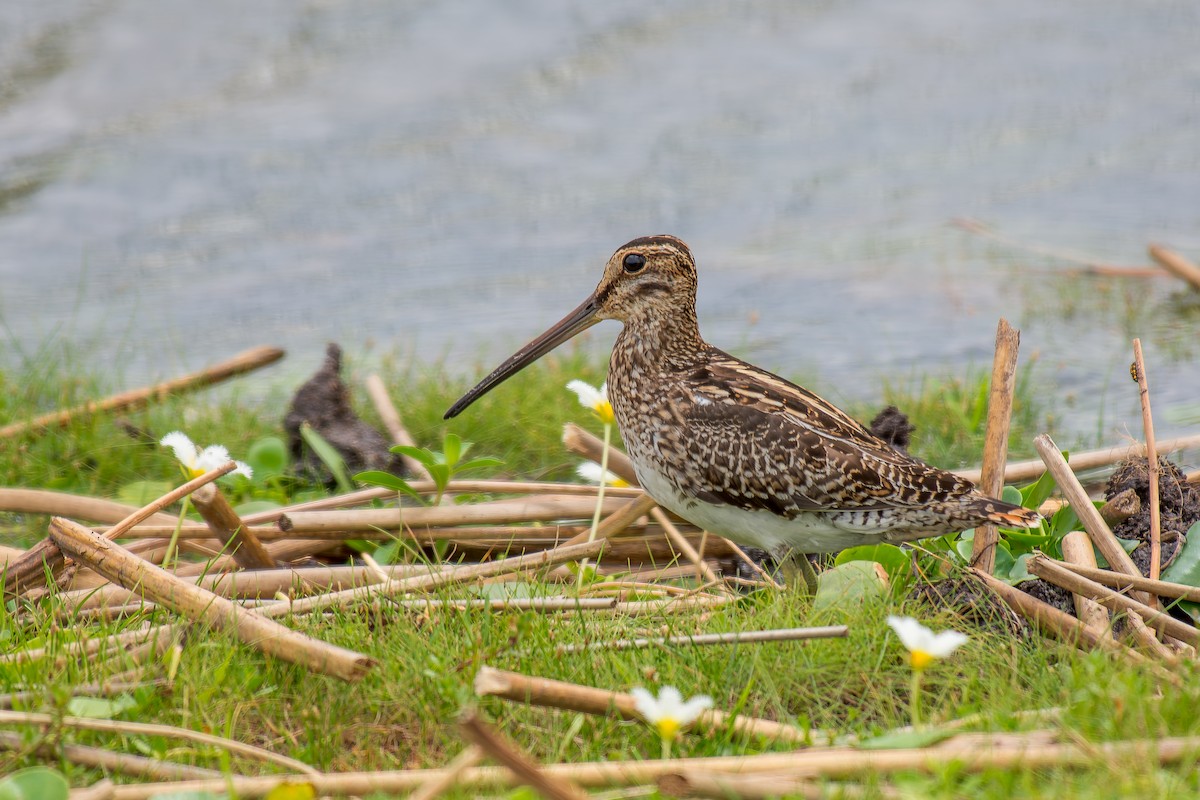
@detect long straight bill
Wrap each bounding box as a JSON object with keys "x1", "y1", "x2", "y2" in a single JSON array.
[{"x1": 444, "y1": 295, "x2": 600, "y2": 419}]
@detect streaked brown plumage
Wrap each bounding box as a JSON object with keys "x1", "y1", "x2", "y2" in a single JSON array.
[{"x1": 445, "y1": 234, "x2": 1040, "y2": 554}]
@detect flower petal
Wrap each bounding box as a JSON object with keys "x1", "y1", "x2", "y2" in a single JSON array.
[
  {"x1": 928, "y1": 629, "x2": 969, "y2": 657},
  {"x1": 160, "y1": 431, "x2": 198, "y2": 469},
  {"x1": 630, "y1": 687, "x2": 660, "y2": 722},
  {"x1": 677, "y1": 694, "x2": 714, "y2": 724},
  {"x1": 566, "y1": 379, "x2": 603, "y2": 410},
  {"x1": 576, "y1": 462, "x2": 625, "y2": 487},
  {"x1": 194, "y1": 445, "x2": 233, "y2": 473}
]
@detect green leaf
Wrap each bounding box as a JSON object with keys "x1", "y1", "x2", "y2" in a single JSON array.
[
  {"x1": 67, "y1": 694, "x2": 139, "y2": 719},
  {"x1": 1160, "y1": 521, "x2": 1200, "y2": 588},
  {"x1": 834, "y1": 544, "x2": 909, "y2": 583},
  {"x1": 455, "y1": 456, "x2": 504, "y2": 474},
  {"x1": 117, "y1": 480, "x2": 174, "y2": 507},
  {"x1": 428, "y1": 463, "x2": 452, "y2": 490},
  {"x1": 0, "y1": 768, "x2": 69, "y2": 800},
  {"x1": 246, "y1": 436, "x2": 289, "y2": 480},
  {"x1": 299, "y1": 423, "x2": 353, "y2": 493},
  {"x1": 814, "y1": 561, "x2": 887, "y2": 611},
  {"x1": 1001, "y1": 485, "x2": 1022, "y2": 506},
  {"x1": 442, "y1": 433, "x2": 462, "y2": 467},
  {"x1": 353, "y1": 471, "x2": 425, "y2": 504},
  {"x1": 857, "y1": 727, "x2": 956, "y2": 750},
  {"x1": 391, "y1": 445, "x2": 437, "y2": 467},
  {"x1": 1018, "y1": 469, "x2": 1058, "y2": 510}
]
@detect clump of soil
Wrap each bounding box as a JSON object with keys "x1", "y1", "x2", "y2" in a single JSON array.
[
  {"x1": 1106, "y1": 456, "x2": 1200, "y2": 543},
  {"x1": 870, "y1": 406, "x2": 915, "y2": 452},
  {"x1": 283, "y1": 343, "x2": 407, "y2": 486},
  {"x1": 909, "y1": 577, "x2": 1027, "y2": 637}
]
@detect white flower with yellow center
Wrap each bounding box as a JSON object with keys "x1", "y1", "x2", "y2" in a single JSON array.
[
  {"x1": 576, "y1": 462, "x2": 629, "y2": 488},
  {"x1": 886, "y1": 615, "x2": 968, "y2": 671},
  {"x1": 566, "y1": 379, "x2": 614, "y2": 424},
  {"x1": 630, "y1": 686, "x2": 713, "y2": 743},
  {"x1": 160, "y1": 431, "x2": 252, "y2": 480}
]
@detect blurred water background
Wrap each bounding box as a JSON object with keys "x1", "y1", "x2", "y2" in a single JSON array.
[{"x1": 1, "y1": 1, "x2": 1198, "y2": 450}]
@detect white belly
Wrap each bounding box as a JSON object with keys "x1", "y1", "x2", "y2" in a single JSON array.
[{"x1": 634, "y1": 462, "x2": 902, "y2": 554}]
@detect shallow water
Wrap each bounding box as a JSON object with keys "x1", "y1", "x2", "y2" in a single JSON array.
[{"x1": 1, "y1": 1, "x2": 1197, "y2": 455}]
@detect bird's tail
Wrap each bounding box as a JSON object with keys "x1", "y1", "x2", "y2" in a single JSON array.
[{"x1": 978, "y1": 499, "x2": 1042, "y2": 529}]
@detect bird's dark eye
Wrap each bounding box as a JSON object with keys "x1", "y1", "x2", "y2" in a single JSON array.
[{"x1": 623, "y1": 253, "x2": 646, "y2": 273}]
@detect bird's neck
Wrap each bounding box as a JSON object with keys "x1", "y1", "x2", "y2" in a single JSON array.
[{"x1": 611, "y1": 307, "x2": 707, "y2": 375}]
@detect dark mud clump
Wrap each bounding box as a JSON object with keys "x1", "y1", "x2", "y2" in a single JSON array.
[
  {"x1": 1106, "y1": 456, "x2": 1200, "y2": 575},
  {"x1": 283, "y1": 343, "x2": 407, "y2": 486},
  {"x1": 870, "y1": 406, "x2": 915, "y2": 452},
  {"x1": 908, "y1": 577, "x2": 1027, "y2": 636}
]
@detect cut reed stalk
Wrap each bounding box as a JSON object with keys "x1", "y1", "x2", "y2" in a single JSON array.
[
  {"x1": 1131, "y1": 339, "x2": 1162, "y2": 582},
  {"x1": 100, "y1": 735, "x2": 1200, "y2": 798},
  {"x1": 277, "y1": 496, "x2": 631, "y2": 532},
  {"x1": 48, "y1": 517, "x2": 376, "y2": 682},
  {"x1": 1026, "y1": 555, "x2": 1197, "y2": 645},
  {"x1": 972, "y1": 318, "x2": 1020, "y2": 574},
  {"x1": 408, "y1": 745, "x2": 485, "y2": 800},
  {"x1": 0, "y1": 345, "x2": 284, "y2": 440},
  {"x1": 474, "y1": 666, "x2": 812, "y2": 744},
  {"x1": 0, "y1": 730, "x2": 222, "y2": 781},
  {"x1": 967, "y1": 568, "x2": 1157, "y2": 670},
  {"x1": 459, "y1": 711, "x2": 591, "y2": 800},
  {"x1": 190, "y1": 483, "x2": 275, "y2": 569},
  {"x1": 365, "y1": 373, "x2": 433, "y2": 480},
  {"x1": 1032, "y1": 434, "x2": 1151, "y2": 606},
  {"x1": 1052, "y1": 560, "x2": 1200, "y2": 603},
  {"x1": 1099, "y1": 488, "x2": 1140, "y2": 526},
  {"x1": 551, "y1": 625, "x2": 848, "y2": 654},
  {"x1": 0, "y1": 708, "x2": 315, "y2": 776},
  {"x1": 957, "y1": 432, "x2": 1200, "y2": 485},
  {"x1": 3, "y1": 461, "x2": 238, "y2": 599},
  {"x1": 1059, "y1": 531, "x2": 1111, "y2": 634},
  {"x1": 1149, "y1": 243, "x2": 1200, "y2": 291}
]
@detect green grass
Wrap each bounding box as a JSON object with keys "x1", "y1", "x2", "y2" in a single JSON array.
[{"x1": 3, "y1": 348, "x2": 1192, "y2": 798}]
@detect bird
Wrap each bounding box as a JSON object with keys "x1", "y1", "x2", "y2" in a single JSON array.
[{"x1": 445, "y1": 235, "x2": 1040, "y2": 564}]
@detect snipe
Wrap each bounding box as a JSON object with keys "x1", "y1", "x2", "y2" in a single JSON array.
[{"x1": 445, "y1": 235, "x2": 1039, "y2": 558}]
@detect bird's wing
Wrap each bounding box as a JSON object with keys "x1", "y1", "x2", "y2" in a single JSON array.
[{"x1": 656, "y1": 351, "x2": 977, "y2": 517}]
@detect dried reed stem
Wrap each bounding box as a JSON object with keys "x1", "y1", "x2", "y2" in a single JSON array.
[
  {"x1": 1032, "y1": 434, "x2": 1151, "y2": 606},
  {"x1": 972, "y1": 318, "x2": 1020, "y2": 573},
  {"x1": 1026, "y1": 555, "x2": 1196, "y2": 645},
  {"x1": 257, "y1": 518, "x2": 626, "y2": 619},
  {"x1": 408, "y1": 745, "x2": 484, "y2": 800},
  {"x1": 1052, "y1": 559, "x2": 1200, "y2": 603},
  {"x1": 659, "y1": 771, "x2": 854, "y2": 800},
  {"x1": 0, "y1": 708, "x2": 314, "y2": 775},
  {"x1": 4, "y1": 461, "x2": 238, "y2": 599},
  {"x1": 957, "y1": 431, "x2": 1200, "y2": 485},
  {"x1": 1131, "y1": 339, "x2": 1162, "y2": 582},
  {"x1": 1149, "y1": 244, "x2": 1200, "y2": 291},
  {"x1": 650, "y1": 507, "x2": 726, "y2": 588},
  {"x1": 0, "y1": 345, "x2": 284, "y2": 440},
  {"x1": 0, "y1": 730, "x2": 221, "y2": 781},
  {"x1": 1099, "y1": 488, "x2": 1140, "y2": 526},
  {"x1": 49, "y1": 517, "x2": 375, "y2": 681},
  {"x1": 967, "y1": 568, "x2": 1152, "y2": 666},
  {"x1": 277, "y1": 496, "x2": 630, "y2": 532},
  {"x1": 0, "y1": 488, "x2": 179, "y2": 526},
  {"x1": 474, "y1": 666, "x2": 811, "y2": 744},
  {"x1": 365, "y1": 373, "x2": 433, "y2": 480},
  {"x1": 100, "y1": 735, "x2": 1200, "y2": 798},
  {"x1": 552, "y1": 625, "x2": 848, "y2": 654},
  {"x1": 190, "y1": 483, "x2": 275, "y2": 569},
  {"x1": 1058, "y1": 531, "x2": 1111, "y2": 634},
  {"x1": 459, "y1": 711, "x2": 590, "y2": 800}
]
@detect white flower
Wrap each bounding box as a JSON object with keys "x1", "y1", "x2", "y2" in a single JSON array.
[
  {"x1": 886, "y1": 615, "x2": 968, "y2": 671},
  {"x1": 630, "y1": 686, "x2": 713, "y2": 741},
  {"x1": 566, "y1": 379, "x2": 614, "y2": 424},
  {"x1": 576, "y1": 462, "x2": 629, "y2": 488},
  {"x1": 160, "y1": 431, "x2": 252, "y2": 480}
]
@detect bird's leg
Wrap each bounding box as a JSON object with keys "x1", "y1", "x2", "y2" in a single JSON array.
[{"x1": 769, "y1": 546, "x2": 820, "y2": 596}]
